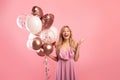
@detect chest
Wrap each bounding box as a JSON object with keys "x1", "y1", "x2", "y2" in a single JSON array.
[{"x1": 60, "y1": 44, "x2": 70, "y2": 51}]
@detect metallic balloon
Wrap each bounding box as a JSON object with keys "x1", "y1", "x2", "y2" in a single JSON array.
[
  {"x1": 41, "y1": 13, "x2": 54, "y2": 30},
  {"x1": 52, "y1": 41, "x2": 56, "y2": 46},
  {"x1": 36, "y1": 48, "x2": 45, "y2": 56},
  {"x1": 32, "y1": 6, "x2": 44, "y2": 18},
  {"x1": 32, "y1": 37, "x2": 42, "y2": 50},
  {"x1": 43, "y1": 44, "x2": 53, "y2": 55}
]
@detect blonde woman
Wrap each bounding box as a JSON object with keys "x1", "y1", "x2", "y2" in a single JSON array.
[{"x1": 48, "y1": 25, "x2": 83, "y2": 80}]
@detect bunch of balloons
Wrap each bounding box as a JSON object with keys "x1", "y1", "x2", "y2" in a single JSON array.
[{"x1": 16, "y1": 6, "x2": 58, "y2": 57}]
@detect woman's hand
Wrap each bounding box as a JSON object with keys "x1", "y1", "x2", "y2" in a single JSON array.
[
  {"x1": 74, "y1": 38, "x2": 85, "y2": 61},
  {"x1": 77, "y1": 38, "x2": 85, "y2": 48}
]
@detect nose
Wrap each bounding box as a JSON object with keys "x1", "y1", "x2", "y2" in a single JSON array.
[
  {"x1": 64, "y1": 32, "x2": 67, "y2": 34},
  {"x1": 65, "y1": 31, "x2": 68, "y2": 33}
]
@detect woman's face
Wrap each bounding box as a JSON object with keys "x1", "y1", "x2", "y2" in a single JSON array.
[{"x1": 62, "y1": 27, "x2": 71, "y2": 40}]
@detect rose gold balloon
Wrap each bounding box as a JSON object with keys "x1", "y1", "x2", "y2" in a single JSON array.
[
  {"x1": 52, "y1": 41, "x2": 56, "y2": 46},
  {"x1": 36, "y1": 48, "x2": 45, "y2": 56},
  {"x1": 41, "y1": 13, "x2": 54, "y2": 30},
  {"x1": 32, "y1": 37, "x2": 42, "y2": 50},
  {"x1": 32, "y1": 6, "x2": 44, "y2": 18},
  {"x1": 43, "y1": 44, "x2": 53, "y2": 55}
]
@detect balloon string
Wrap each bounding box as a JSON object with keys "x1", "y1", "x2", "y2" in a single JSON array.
[{"x1": 45, "y1": 55, "x2": 49, "y2": 80}]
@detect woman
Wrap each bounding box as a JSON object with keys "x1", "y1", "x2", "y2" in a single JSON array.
[{"x1": 48, "y1": 25, "x2": 83, "y2": 80}]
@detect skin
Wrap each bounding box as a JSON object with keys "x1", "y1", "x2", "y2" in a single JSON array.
[{"x1": 61, "y1": 27, "x2": 71, "y2": 51}]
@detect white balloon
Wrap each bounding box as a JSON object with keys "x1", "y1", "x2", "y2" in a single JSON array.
[
  {"x1": 16, "y1": 14, "x2": 27, "y2": 29},
  {"x1": 26, "y1": 39, "x2": 33, "y2": 50},
  {"x1": 25, "y1": 15, "x2": 42, "y2": 34},
  {"x1": 40, "y1": 28, "x2": 57, "y2": 43},
  {"x1": 28, "y1": 33, "x2": 38, "y2": 40},
  {"x1": 49, "y1": 26, "x2": 58, "y2": 40}
]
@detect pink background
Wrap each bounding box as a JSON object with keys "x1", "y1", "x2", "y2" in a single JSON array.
[{"x1": 0, "y1": 0, "x2": 120, "y2": 80}]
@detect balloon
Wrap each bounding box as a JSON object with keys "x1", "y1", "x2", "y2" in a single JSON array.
[
  {"x1": 40, "y1": 29, "x2": 55, "y2": 44},
  {"x1": 25, "y1": 15, "x2": 42, "y2": 35},
  {"x1": 41, "y1": 13, "x2": 54, "y2": 29},
  {"x1": 16, "y1": 14, "x2": 27, "y2": 29},
  {"x1": 32, "y1": 37, "x2": 42, "y2": 50},
  {"x1": 36, "y1": 48, "x2": 45, "y2": 56},
  {"x1": 49, "y1": 26, "x2": 58, "y2": 40},
  {"x1": 28, "y1": 33, "x2": 39, "y2": 40},
  {"x1": 52, "y1": 41, "x2": 56, "y2": 46},
  {"x1": 43, "y1": 44, "x2": 53, "y2": 55},
  {"x1": 32, "y1": 6, "x2": 43, "y2": 18},
  {"x1": 26, "y1": 39, "x2": 33, "y2": 50}
]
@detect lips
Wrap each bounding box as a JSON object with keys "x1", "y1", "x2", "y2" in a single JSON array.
[{"x1": 64, "y1": 34, "x2": 69, "y2": 37}]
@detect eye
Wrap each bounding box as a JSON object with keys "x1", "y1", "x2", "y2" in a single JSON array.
[
  {"x1": 63, "y1": 31, "x2": 65, "y2": 33},
  {"x1": 66, "y1": 30, "x2": 69, "y2": 32}
]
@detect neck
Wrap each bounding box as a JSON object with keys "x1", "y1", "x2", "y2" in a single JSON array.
[{"x1": 63, "y1": 39, "x2": 69, "y2": 44}]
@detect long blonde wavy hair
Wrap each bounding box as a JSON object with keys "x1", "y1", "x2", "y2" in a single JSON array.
[{"x1": 56, "y1": 26, "x2": 77, "y2": 54}]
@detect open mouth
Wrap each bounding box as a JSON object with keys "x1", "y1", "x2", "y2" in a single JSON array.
[{"x1": 64, "y1": 34, "x2": 69, "y2": 37}]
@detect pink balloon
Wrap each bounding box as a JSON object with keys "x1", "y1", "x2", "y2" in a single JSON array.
[{"x1": 41, "y1": 13, "x2": 54, "y2": 30}]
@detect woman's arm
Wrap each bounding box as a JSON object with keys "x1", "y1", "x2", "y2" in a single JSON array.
[
  {"x1": 74, "y1": 38, "x2": 84, "y2": 61},
  {"x1": 47, "y1": 42, "x2": 58, "y2": 61},
  {"x1": 74, "y1": 43, "x2": 80, "y2": 61},
  {"x1": 48, "y1": 54, "x2": 58, "y2": 61},
  {"x1": 47, "y1": 49, "x2": 59, "y2": 61}
]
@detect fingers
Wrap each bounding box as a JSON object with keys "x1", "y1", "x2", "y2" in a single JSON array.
[
  {"x1": 80, "y1": 38, "x2": 85, "y2": 42},
  {"x1": 78, "y1": 38, "x2": 85, "y2": 46}
]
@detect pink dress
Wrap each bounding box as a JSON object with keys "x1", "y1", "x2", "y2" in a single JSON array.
[{"x1": 56, "y1": 47, "x2": 75, "y2": 80}]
